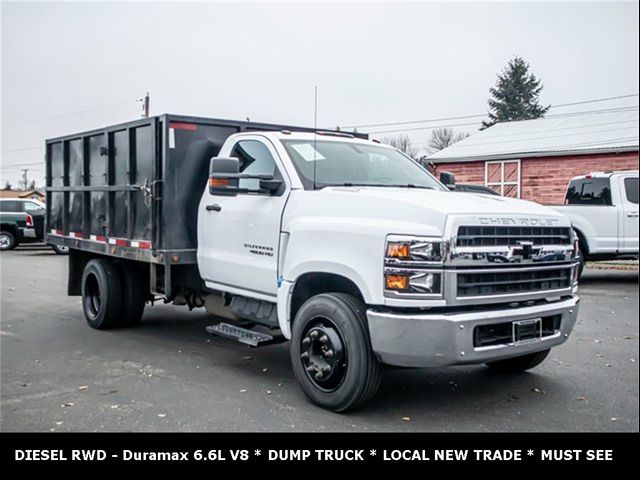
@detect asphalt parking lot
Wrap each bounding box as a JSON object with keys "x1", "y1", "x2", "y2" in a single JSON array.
[{"x1": 1, "y1": 245, "x2": 638, "y2": 432}]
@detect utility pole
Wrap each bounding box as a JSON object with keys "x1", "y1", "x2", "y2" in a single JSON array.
[
  {"x1": 142, "y1": 92, "x2": 150, "y2": 118},
  {"x1": 21, "y1": 169, "x2": 29, "y2": 191}
]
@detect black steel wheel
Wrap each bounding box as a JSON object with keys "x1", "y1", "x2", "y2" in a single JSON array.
[
  {"x1": 81, "y1": 259, "x2": 122, "y2": 330},
  {"x1": 290, "y1": 293, "x2": 380, "y2": 412},
  {"x1": 300, "y1": 318, "x2": 347, "y2": 392}
]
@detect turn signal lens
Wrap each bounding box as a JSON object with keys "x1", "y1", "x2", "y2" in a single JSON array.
[
  {"x1": 209, "y1": 177, "x2": 229, "y2": 187},
  {"x1": 385, "y1": 274, "x2": 409, "y2": 290},
  {"x1": 386, "y1": 242, "x2": 410, "y2": 258}
]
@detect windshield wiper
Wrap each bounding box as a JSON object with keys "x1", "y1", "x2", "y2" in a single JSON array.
[
  {"x1": 323, "y1": 183, "x2": 379, "y2": 188},
  {"x1": 375, "y1": 184, "x2": 436, "y2": 190},
  {"x1": 319, "y1": 183, "x2": 437, "y2": 190}
]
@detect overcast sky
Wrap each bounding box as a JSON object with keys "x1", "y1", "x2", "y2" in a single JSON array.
[{"x1": 1, "y1": 1, "x2": 638, "y2": 186}]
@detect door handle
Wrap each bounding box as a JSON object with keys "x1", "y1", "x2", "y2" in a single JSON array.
[
  {"x1": 627, "y1": 212, "x2": 639, "y2": 218},
  {"x1": 206, "y1": 204, "x2": 222, "y2": 212}
]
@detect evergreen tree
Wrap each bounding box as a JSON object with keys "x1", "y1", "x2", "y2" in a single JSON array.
[{"x1": 482, "y1": 56, "x2": 550, "y2": 129}]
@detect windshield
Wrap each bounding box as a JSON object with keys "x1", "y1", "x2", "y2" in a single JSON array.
[{"x1": 281, "y1": 139, "x2": 445, "y2": 191}]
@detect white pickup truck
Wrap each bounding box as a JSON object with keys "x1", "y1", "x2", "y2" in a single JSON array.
[
  {"x1": 550, "y1": 171, "x2": 639, "y2": 275},
  {"x1": 46, "y1": 115, "x2": 581, "y2": 411}
]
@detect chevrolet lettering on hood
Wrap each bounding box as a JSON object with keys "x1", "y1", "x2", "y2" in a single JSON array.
[{"x1": 477, "y1": 216, "x2": 561, "y2": 226}]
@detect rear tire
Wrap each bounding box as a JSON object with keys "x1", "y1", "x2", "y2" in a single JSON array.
[
  {"x1": 486, "y1": 349, "x2": 550, "y2": 373},
  {"x1": 117, "y1": 263, "x2": 147, "y2": 327},
  {"x1": 0, "y1": 231, "x2": 17, "y2": 251},
  {"x1": 81, "y1": 259, "x2": 122, "y2": 330},
  {"x1": 52, "y1": 244, "x2": 69, "y2": 255},
  {"x1": 290, "y1": 293, "x2": 380, "y2": 412}
]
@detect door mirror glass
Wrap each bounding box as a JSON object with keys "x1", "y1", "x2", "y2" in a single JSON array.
[
  {"x1": 440, "y1": 171, "x2": 456, "y2": 189},
  {"x1": 209, "y1": 157, "x2": 240, "y2": 196}
]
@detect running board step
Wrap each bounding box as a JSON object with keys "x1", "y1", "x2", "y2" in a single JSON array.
[{"x1": 205, "y1": 322, "x2": 285, "y2": 347}]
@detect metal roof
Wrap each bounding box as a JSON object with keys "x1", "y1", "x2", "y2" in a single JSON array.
[{"x1": 428, "y1": 108, "x2": 639, "y2": 163}]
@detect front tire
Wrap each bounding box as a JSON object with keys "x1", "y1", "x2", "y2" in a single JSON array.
[
  {"x1": 0, "y1": 231, "x2": 17, "y2": 251},
  {"x1": 290, "y1": 293, "x2": 380, "y2": 412},
  {"x1": 486, "y1": 349, "x2": 550, "y2": 373},
  {"x1": 81, "y1": 259, "x2": 122, "y2": 330}
]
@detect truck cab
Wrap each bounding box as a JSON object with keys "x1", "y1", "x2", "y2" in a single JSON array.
[{"x1": 197, "y1": 131, "x2": 580, "y2": 410}]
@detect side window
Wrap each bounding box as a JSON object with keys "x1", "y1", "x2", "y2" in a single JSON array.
[
  {"x1": 624, "y1": 177, "x2": 639, "y2": 204},
  {"x1": 230, "y1": 140, "x2": 281, "y2": 192},
  {"x1": 24, "y1": 202, "x2": 43, "y2": 212},
  {"x1": 565, "y1": 178, "x2": 612, "y2": 205},
  {"x1": 0, "y1": 200, "x2": 22, "y2": 212}
]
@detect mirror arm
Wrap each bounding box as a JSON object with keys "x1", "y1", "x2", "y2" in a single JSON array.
[{"x1": 210, "y1": 173, "x2": 274, "y2": 181}]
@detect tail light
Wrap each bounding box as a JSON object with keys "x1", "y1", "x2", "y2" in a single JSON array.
[{"x1": 26, "y1": 214, "x2": 34, "y2": 227}]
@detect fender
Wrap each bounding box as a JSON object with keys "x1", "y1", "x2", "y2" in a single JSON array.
[{"x1": 276, "y1": 262, "x2": 372, "y2": 339}]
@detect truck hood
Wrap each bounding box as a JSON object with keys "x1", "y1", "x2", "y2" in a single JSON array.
[
  {"x1": 285, "y1": 186, "x2": 568, "y2": 240},
  {"x1": 328, "y1": 186, "x2": 555, "y2": 216}
]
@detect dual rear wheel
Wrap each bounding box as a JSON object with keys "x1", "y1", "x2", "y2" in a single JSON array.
[{"x1": 81, "y1": 259, "x2": 147, "y2": 330}]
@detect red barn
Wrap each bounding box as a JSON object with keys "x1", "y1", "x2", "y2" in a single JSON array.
[{"x1": 428, "y1": 109, "x2": 639, "y2": 205}]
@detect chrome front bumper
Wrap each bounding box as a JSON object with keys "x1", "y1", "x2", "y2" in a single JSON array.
[{"x1": 367, "y1": 296, "x2": 579, "y2": 368}]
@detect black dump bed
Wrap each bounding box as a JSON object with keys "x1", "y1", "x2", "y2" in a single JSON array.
[{"x1": 45, "y1": 114, "x2": 366, "y2": 265}]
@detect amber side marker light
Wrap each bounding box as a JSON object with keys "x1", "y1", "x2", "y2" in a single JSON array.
[
  {"x1": 209, "y1": 178, "x2": 229, "y2": 187},
  {"x1": 385, "y1": 274, "x2": 409, "y2": 290},
  {"x1": 386, "y1": 242, "x2": 410, "y2": 258}
]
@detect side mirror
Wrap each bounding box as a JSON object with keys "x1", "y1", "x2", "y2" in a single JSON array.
[
  {"x1": 209, "y1": 157, "x2": 240, "y2": 196},
  {"x1": 439, "y1": 171, "x2": 456, "y2": 189},
  {"x1": 208, "y1": 156, "x2": 283, "y2": 195}
]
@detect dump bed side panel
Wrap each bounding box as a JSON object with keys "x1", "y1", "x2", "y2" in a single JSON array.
[{"x1": 46, "y1": 118, "x2": 159, "y2": 262}]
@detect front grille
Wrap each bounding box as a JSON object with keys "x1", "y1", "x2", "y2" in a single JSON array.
[
  {"x1": 457, "y1": 268, "x2": 572, "y2": 298},
  {"x1": 456, "y1": 226, "x2": 572, "y2": 247},
  {"x1": 473, "y1": 315, "x2": 561, "y2": 348}
]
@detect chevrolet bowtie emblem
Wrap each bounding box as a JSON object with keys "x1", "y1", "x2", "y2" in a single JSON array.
[{"x1": 512, "y1": 241, "x2": 536, "y2": 260}]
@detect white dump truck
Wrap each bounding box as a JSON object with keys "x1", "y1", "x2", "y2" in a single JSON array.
[{"x1": 46, "y1": 115, "x2": 581, "y2": 411}]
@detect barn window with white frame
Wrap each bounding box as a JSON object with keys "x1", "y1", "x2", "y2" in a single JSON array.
[{"x1": 485, "y1": 160, "x2": 521, "y2": 198}]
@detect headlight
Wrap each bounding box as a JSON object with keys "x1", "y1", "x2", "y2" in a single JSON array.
[
  {"x1": 385, "y1": 271, "x2": 442, "y2": 294},
  {"x1": 384, "y1": 235, "x2": 445, "y2": 298},
  {"x1": 385, "y1": 235, "x2": 444, "y2": 264}
]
